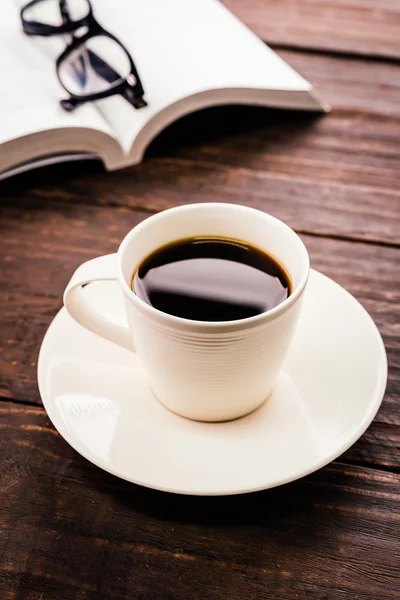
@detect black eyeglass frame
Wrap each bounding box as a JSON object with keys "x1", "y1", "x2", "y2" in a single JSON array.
[{"x1": 21, "y1": 0, "x2": 147, "y2": 111}]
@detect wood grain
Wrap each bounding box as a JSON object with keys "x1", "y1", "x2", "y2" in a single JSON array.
[
  {"x1": 0, "y1": 402, "x2": 399, "y2": 600},
  {"x1": 222, "y1": 0, "x2": 400, "y2": 60},
  {"x1": 0, "y1": 5, "x2": 398, "y2": 596},
  {"x1": 0, "y1": 199, "x2": 398, "y2": 470},
  {"x1": 3, "y1": 51, "x2": 399, "y2": 245}
]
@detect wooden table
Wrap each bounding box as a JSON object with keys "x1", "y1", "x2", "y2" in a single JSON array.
[{"x1": 1, "y1": 2, "x2": 399, "y2": 599}]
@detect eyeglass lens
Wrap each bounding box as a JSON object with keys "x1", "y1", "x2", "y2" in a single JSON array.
[
  {"x1": 24, "y1": 0, "x2": 90, "y2": 26},
  {"x1": 59, "y1": 36, "x2": 132, "y2": 96}
]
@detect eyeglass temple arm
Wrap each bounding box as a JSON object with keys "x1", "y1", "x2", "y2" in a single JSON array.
[
  {"x1": 61, "y1": 88, "x2": 146, "y2": 112},
  {"x1": 61, "y1": 90, "x2": 146, "y2": 112}
]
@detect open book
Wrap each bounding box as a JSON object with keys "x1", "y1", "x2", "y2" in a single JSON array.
[{"x1": 1, "y1": 0, "x2": 328, "y2": 180}]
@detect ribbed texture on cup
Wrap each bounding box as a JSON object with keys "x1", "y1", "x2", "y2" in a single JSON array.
[{"x1": 126, "y1": 298, "x2": 303, "y2": 422}]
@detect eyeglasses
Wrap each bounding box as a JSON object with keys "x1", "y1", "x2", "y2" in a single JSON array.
[{"x1": 21, "y1": 0, "x2": 147, "y2": 112}]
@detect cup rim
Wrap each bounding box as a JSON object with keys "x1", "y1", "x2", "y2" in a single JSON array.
[{"x1": 118, "y1": 203, "x2": 310, "y2": 331}]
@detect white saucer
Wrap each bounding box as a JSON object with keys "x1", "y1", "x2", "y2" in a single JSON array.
[{"x1": 38, "y1": 269, "x2": 387, "y2": 496}]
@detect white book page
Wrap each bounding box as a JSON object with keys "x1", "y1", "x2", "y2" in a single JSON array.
[
  {"x1": 91, "y1": 0, "x2": 314, "y2": 155},
  {"x1": 1, "y1": 1, "x2": 116, "y2": 148}
]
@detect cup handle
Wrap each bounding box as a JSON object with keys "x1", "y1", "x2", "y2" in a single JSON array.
[{"x1": 63, "y1": 253, "x2": 135, "y2": 352}]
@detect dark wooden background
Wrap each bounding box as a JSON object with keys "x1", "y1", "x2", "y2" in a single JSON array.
[{"x1": 0, "y1": 2, "x2": 399, "y2": 599}]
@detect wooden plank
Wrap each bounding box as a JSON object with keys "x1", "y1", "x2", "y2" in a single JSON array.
[
  {"x1": 0, "y1": 199, "x2": 398, "y2": 470},
  {"x1": 3, "y1": 51, "x2": 399, "y2": 245},
  {"x1": 0, "y1": 402, "x2": 398, "y2": 600},
  {"x1": 222, "y1": 0, "x2": 400, "y2": 60}
]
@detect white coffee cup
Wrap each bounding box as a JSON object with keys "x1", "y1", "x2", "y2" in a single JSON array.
[{"x1": 64, "y1": 203, "x2": 309, "y2": 421}]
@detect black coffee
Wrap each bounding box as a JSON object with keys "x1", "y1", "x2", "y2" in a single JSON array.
[{"x1": 132, "y1": 237, "x2": 291, "y2": 322}]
